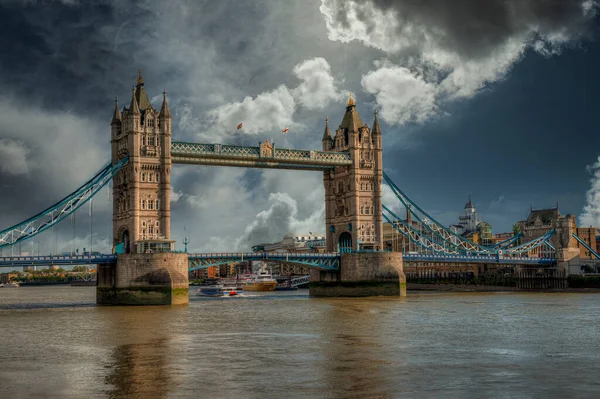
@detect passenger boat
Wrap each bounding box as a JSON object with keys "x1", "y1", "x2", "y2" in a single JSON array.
[
  {"x1": 197, "y1": 280, "x2": 242, "y2": 297},
  {"x1": 0, "y1": 282, "x2": 20, "y2": 288},
  {"x1": 242, "y1": 268, "x2": 278, "y2": 292},
  {"x1": 197, "y1": 285, "x2": 223, "y2": 297}
]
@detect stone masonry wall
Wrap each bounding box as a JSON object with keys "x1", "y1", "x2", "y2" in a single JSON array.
[
  {"x1": 98, "y1": 252, "x2": 189, "y2": 305},
  {"x1": 310, "y1": 252, "x2": 406, "y2": 297}
]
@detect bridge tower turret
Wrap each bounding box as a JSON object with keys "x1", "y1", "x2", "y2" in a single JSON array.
[
  {"x1": 100, "y1": 71, "x2": 187, "y2": 306},
  {"x1": 323, "y1": 94, "x2": 383, "y2": 252},
  {"x1": 110, "y1": 71, "x2": 174, "y2": 254}
]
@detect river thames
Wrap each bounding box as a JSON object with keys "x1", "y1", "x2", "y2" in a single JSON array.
[{"x1": 1, "y1": 287, "x2": 599, "y2": 398}]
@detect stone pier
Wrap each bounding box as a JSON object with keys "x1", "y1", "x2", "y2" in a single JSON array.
[
  {"x1": 309, "y1": 252, "x2": 406, "y2": 297},
  {"x1": 97, "y1": 253, "x2": 189, "y2": 305}
]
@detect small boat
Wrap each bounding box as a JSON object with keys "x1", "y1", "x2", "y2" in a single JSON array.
[
  {"x1": 197, "y1": 285, "x2": 223, "y2": 297},
  {"x1": 0, "y1": 282, "x2": 19, "y2": 288},
  {"x1": 220, "y1": 279, "x2": 242, "y2": 296}
]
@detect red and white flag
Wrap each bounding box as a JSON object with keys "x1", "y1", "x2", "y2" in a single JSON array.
[
  {"x1": 282, "y1": 127, "x2": 289, "y2": 134},
  {"x1": 236, "y1": 123, "x2": 243, "y2": 130}
]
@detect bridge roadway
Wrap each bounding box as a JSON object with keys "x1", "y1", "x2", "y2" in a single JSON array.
[{"x1": 0, "y1": 252, "x2": 556, "y2": 268}]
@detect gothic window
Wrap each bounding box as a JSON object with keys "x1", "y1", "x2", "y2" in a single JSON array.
[
  {"x1": 155, "y1": 199, "x2": 160, "y2": 210},
  {"x1": 148, "y1": 173, "x2": 153, "y2": 183},
  {"x1": 370, "y1": 206, "x2": 374, "y2": 214},
  {"x1": 360, "y1": 183, "x2": 364, "y2": 191},
  {"x1": 155, "y1": 173, "x2": 160, "y2": 182},
  {"x1": 148, "y1": 118, "x2": 154, "y2": 128},
  {"x1": 141, "y1": 199, "x2": 146, "y2": 210},
  {"x1": 148, "y1": 221, "x2": 154, "y2": 235},
  {"x1": 148, "y1": 200, "x2": 154, "y2": 210},
  {"x1": 141, "y1": 172, "x2": 146, "y2": 182}
]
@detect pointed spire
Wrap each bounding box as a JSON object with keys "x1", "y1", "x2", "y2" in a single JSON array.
[
  {"x1": 347, "y1": 92, "x2": 355, "y2": 107},
  {"x1": 159, "y1": 90, "x2": 171, "y2": 119},
  {"x1": 322, "y1": 116, "x2": 331, "y2": 141},
  {"x1": 111, "y1": 96, "x2": 121, "y2": 124},
  {"x1": 129, "y1": 86, "x2": 140, "y2": 115},
  {"x1": 372, "y1": 109, "x2": 381, "y2": 136},
  {"x1": 137, "y1": 69, "x2": 144, "y2": 86}
]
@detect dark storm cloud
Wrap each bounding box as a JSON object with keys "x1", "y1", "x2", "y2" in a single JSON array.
[{"x1": 329, "y1": 0, "x2": 597, "y2": 58}]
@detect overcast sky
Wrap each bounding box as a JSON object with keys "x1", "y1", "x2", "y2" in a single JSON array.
[{"x1": 1, "y1": 0, "x2": 600, "y2": 256}]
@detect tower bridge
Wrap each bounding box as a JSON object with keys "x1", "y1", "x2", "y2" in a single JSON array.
[{"x1": 0, "y1": 72, "x2": 579, "y2": 305}]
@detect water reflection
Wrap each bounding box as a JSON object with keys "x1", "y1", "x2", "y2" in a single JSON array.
[
  {"x1": 101, "y1": 308, "x2": 172, "y2": 399},
  {"x1": 317, "y1": 299, "x2": 395, "y2": 398}
]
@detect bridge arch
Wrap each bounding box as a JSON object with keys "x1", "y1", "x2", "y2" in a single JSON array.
[{"x1": 338, "y1": 232, "x2": 352, "y2": 253}]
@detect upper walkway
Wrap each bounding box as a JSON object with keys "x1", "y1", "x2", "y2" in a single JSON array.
[{"x1": 171, "y1": 141, "x2": 352, "y2": 171}]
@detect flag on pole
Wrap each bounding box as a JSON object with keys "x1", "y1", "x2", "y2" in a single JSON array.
[
  {"x1": 282, "y1": 127, "x2": 289, "y2": 134},
  {"x1": 236, "y1": 123, "x2": 243, "y2": 130}
]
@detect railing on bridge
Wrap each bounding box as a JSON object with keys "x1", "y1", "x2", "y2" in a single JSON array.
[
  {"x1": 188, "y1": 252, "x2": 340, "y2": 271},
  {"x1": 402, "y1": 253, "x2": 557, "y2": 265},
  {"x1": 0, "y1": 254, "x2": 116, "y2": 267},
  {"x1": 171, "y1": 141, "x2": 352, "y2": 171}
]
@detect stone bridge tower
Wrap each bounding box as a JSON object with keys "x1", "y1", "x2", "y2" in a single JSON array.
[
  {"x1": 100, "y1": 71, "x2": 187, "y2": 306},
  {"x1": 110, "y1": 71, "x2": 173, "y2": 254},
  {"x1": 322, "y1": 94, "x2": 383, "y2": 252}
]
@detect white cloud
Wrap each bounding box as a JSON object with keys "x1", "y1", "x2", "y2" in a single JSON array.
[
  {"x1": 579, "y1": 156, "x2": 600, "y2": 227},
  {"x1": 234, "y1": 192, "x2": 324, "y2": 250},
  {"x1": 361, "y1": 63, "x2": 437, "y2": 125},
  {"x1": 204, "y1": 57, "x2": 343, "y2": 139},
  {"x1": 0, "y1": 139, "x2": 30, "y2": 176},
  {"x1": 292, "y1": 57, "x2": 344, "y2": 109},
  {"x1": 321, "y1": 0, "x2": 597, "y2": 126},
  {"x1": 208, "y1": 85, "x2": 296, "y2": 136}
]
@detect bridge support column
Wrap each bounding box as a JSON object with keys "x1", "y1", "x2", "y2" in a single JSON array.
[
  {"x1": 97, "y1": 253, "x2": 189, "y2": 305},
  {"x1": 309, "y1": 252, "x2": 406, "y2": 297},
  {"x1": 556, "y1": 248, "x2": 580, "y2": 275}
]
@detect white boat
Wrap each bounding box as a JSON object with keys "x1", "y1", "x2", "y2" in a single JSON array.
[
  {"x1": 242, "y1": 267, "x2": 277, "y2": 292},
  {"x1": 0, "y1": 282, "x2": 20, "y2": 288}
]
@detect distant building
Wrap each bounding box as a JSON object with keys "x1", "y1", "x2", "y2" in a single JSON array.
[
  {"x1": 517, "y1": 206, "x2": 578, "y2": 258},
  {"x1": 251, "y1": 232, "x2": 326, "y2": 275},
  {"x1": 575, "y1": 227, "x2": 598, "y2": 259},
  {"x1": 450, "y1": 197, "x2": 493, "y2": 246}
]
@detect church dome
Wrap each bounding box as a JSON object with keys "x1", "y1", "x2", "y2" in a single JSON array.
[{"x1": 464, "y1": 197, "x2": 474, "y2": 210}]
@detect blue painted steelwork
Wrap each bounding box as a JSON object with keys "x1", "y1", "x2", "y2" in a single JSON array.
[
  {"x1": 0, "y1": 254, "x2": 116, "y2": 267},
  {"x1": 382, "y1": 172, "x2": 556, "y2": 257},
  {"x1": 290, "y1": 275, "x2": 310, "y2": 287},
  {"x1": 571, "y1": 232, "x2": 600, "y2": 260},
  {"x1": 0, "y1": 157, "x2": 129, "y2": 249},
  {"x1": 188, "y1": 252, "x2": 340, "y2": 271},
  {"x1": 383, "y1": 172, "x2": 493, "y2": 255},
  {"x1": 382, "y1": 206, "x2": 462, "y2": 254},
  {"x1": 492, "y1": 232, "x2": 523, "y2": 249},
  {"x1": 402, "y1": 253, "x2": 556, "y2": 265},
  {"x1": 171, "y1": 141, "x2": 352, "y2": 170}
]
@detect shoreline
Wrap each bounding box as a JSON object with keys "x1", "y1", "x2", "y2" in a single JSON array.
[{"x1": 407, "y1": 283, "x2": 600, "y2": 293}]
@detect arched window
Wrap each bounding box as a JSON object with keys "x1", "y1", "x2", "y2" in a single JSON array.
[
  {"x1": 360, "y1": 183, "x2": 364, "y2": 191},
  {"x1": 141, "y1": 172, "x2": 146, "y2": 182},
  {"x1": 155, "y1": 173, "x2": 160, "y2": 182},
  {"x1": 370, "y1": 206, "x2": 374, "y2": 214},
  {"x1": 148, "y1": 200, "x2": 154, "y2": 210},
  {"x1": 141, "y1": 199, "x2": 146, "y2": 210},
  {"x1": 155, "y1": 199, "x2": 160, "y2": 210},
  {"x1": 148, "y1": 222, "x2": 154, "y2": 235}
]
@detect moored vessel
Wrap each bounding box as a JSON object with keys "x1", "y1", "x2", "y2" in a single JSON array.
[
  {"x1": 0, "y1": 282, "x2": 20, "y2": 288},
  {"x1": 242, "y1": 268, "x2": 277, "y2": 292}
]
